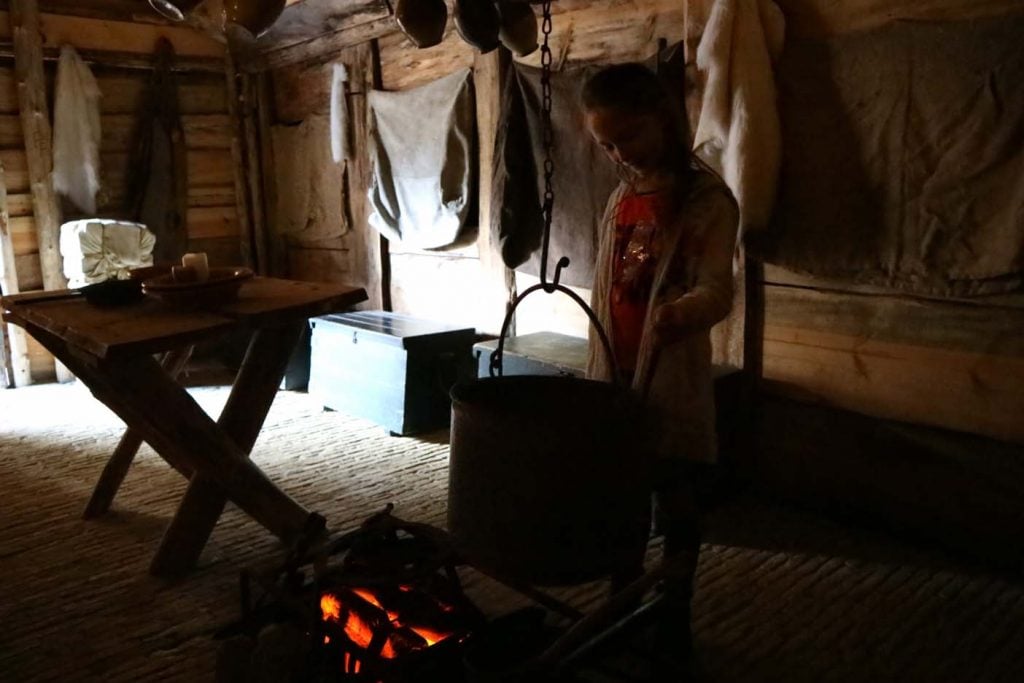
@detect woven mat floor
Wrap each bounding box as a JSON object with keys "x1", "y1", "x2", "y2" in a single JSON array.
[{"x1": 1, "y1": 383, "x2": 1022, "y2": 682}]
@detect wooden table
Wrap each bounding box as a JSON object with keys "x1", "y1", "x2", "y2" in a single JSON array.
[{"x1": 1, "y1": 278, "x2": 367, "y2": 577}]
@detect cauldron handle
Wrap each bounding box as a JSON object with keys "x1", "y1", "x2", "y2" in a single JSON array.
[{"x1": 488, "y1": 256, "x2": 622, "y2": 384}]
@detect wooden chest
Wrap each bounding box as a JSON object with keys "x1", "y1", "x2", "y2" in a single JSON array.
[
  {"x1": 309, "y1": 311, "x2": 476, "y2": 435},
  {"x1": 473, "y1": 331, "x2": 588, "y2": 378}
]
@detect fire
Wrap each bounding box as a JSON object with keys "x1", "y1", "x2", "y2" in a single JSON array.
[
  {"x1": 319, "y1": 587, "x2": 456, "y2": 660},
  {"x1": 409, "y1": 626, "x2": 449, "y2": 646},
  {"x1": 320, "y1": 594, "x2": 342, "y2": 621},
  {"x1": 353, "y1": 588, "x2": 401, "y2": 622}
]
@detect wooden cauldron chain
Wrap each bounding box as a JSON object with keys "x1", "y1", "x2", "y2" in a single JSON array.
[{"x1": 489, "y1": 0, "x2": 619, "y2": 380}]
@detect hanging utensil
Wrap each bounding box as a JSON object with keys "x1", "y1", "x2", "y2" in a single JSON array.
[
  {"x1": 454, "y1": 0, "x2": 501, "y2": 53},
  {"x1": 496, "y1": 0, "x2": 539, "y2": 57},
  {"x1": 147, "y1": 0, "x2": 203, "y2": 22},
  {"x1": 395, "y1": 0, "x2": 449, "y2": 49},
  {"x1": 222, "y1": 0, "x2": 286, "y2": 38}
]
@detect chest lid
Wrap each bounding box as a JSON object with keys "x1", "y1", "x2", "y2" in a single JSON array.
[{"x1": 312, "y1": 310, "x2": 475, "y2": 352}]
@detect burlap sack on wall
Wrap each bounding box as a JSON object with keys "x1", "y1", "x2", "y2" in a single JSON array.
[
  {"x1": 751, "y1": 15, "x2": 1024, "y2": 296},
  {"x1": 271, "y1": 114, "x2": 348, "y2": 244}
]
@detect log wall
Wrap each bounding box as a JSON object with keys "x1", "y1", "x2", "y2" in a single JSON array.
[
  {"x1": 0, "y1": 8, "x2": 232, "y2": 382},
  {"x1": 267, "y1": 48, "x2": 382, "y2": 310},
  {"x1": 262, "y1": 0, "x2": 1024, "y2": 447}
]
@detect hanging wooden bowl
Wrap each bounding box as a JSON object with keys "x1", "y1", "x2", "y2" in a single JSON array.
[{"x1": 222, "y1": 0, "x2": 287, "y2": 38}]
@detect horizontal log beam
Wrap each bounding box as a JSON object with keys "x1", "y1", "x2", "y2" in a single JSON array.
[
  {"x1": 762, "y1": 284, "x2": 1024, "y2": 443},
  {"x1": 244, "y1": 16, "x2": 395, "y2": 72},
  {"x1": 0, "y1": 42, "x2": 225, "y2": 73},
  {"x1": 0, "y1": 10, "x2": 225, "y2": 59}
]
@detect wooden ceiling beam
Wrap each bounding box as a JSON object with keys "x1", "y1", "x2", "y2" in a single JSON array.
[
  {"x1": 243, "y1": 0, "x2": 394, "y2": 71},
  {"x1": 0, "y1": 0, "x2": 174, "y2": 25}
]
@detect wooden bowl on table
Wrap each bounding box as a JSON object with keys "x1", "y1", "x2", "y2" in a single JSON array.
[{"x1": 142, "y1": 267, "x2": 254, "y2": 309}]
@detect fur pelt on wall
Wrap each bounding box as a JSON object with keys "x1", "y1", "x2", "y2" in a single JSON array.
[{"x1": 693, "y1": 0, "x2": 785, "y2": 235}]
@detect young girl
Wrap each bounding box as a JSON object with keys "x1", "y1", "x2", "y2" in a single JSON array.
[{"x1": 582, "y1": 62, "x2": 739, "y2": 666}]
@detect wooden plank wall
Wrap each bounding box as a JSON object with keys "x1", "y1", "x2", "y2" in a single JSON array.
[
  {"x1": 268, "y1": 47, "x2": 383, "y2": 310},
  {"x1": 0, "y1": 9, "x2": 232, "y2": 382},
  {"x1": 264, "y1": 0, "x2": 1024, "y2": 447}
]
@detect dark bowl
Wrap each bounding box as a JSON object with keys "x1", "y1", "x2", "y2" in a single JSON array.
[{"x1": 81, "y1": 279, "x2": 145, "y2": 307}]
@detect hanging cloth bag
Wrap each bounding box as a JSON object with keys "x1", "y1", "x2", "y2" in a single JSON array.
[{"x1": 367, "y1": 68, "x2": 475, "y2": 249}]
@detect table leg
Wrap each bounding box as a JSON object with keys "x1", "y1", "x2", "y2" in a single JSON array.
[
  {"x1": 150, "y1": 322, "x2": 312, "y2": 577},
  {"x1": 21, "y1": 320, "x2": 321, "y2": 577},
  {"x1": 22, "y1": 324, "x2": 199, "y2": 478},
  {"x1": 83, "y1": 347, "x2": 194, "y2": 519}
]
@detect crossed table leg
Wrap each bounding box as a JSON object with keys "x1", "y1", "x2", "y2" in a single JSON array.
[{"x1": 27, "y1": 320, "x2": 324, "y2": 578}]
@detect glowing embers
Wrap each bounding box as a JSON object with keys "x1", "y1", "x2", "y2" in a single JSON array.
[
  {"x1": 217, "y1": 507, "x2": 484, "y2": 681},
  {"x1": 318, "y1": 582, "x2": 469, "y2": 676}
]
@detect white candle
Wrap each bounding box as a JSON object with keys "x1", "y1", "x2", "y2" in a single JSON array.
[{"x1": 181, "y1": 252, "x2": 209, "y2": 282}]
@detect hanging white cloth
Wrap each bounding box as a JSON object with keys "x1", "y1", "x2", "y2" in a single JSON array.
[
  {"x1": 692, "y1": 0, "x2": 785, "y2": 234},
  {"x1": 53, "y1": 45, "x2": 102, "y2": 215},
  {"x1": 367, "y1": 68, "x2": 475, "y2": 249},
  {"x1": 330, "y1": 63, "x2": 349, "y2": 164}
]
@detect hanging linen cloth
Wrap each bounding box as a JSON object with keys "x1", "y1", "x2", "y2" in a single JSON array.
[
  {"x1": 124, "y1": 38, "x2": 188, "y2": 266},
  {"x1": 753, "y1": 14, "x2": 1024, "y2": 296},
  {"x1": 367, "y1": 68, "x2": 475, "y2": 249},
  {"x1": 330, "y1": 63, "x2": 350, "y2": 164},
  {"x1": 53, "y1": 45, "x2": 102, "y2": 215},
  {"x1": 692, "y1": 0, "x2": 785, "y2": 234}
]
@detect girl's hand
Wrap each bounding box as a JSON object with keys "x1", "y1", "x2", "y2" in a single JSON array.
[{"x1": 651, "y1": 301, "x2": 690, "y2": 346}]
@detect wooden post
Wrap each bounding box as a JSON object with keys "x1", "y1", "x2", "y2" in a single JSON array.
[
  {"x1": 0, "y1": 160, "x2": 32, "y2": 387},
  {"x1": 11, "y1": 0, "x2": 67, "y2": 382},
  {"x1": 11, "y1": 0, "x2": 63, "y2": 292},
  {"x1": 345, "y1": 42, "x2": 383, "y2": 310},
  {"x1": 225, "y1": 50, "x2": 254, "y2": 268},
  {"x1": 241, "y1": 73, "x2": 269, "y2": 276},
  {"x1": 254, "y1": 72, "x2": 277, "y2": 276},
  {"x1": 473, "y1": 46, "x2": 517, "y2": 335},
  {"x1": 369, "y1": 39, "x2": 392, "y2": 312}
]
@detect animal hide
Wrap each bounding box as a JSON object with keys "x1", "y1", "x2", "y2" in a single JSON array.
[
  {"x1": 693, "y1": 0, "x2": 784, "y2": 234},
  {"x1": 53, "y1": 45, "x2": 102, "y2": 215},
  {"x1": 124, "y1": 38, "x2": 188, "y2": 266}
]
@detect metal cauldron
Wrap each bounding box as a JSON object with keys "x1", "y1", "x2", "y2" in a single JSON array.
[{"x1": 448, "y1": 277, "x2": 654, "y2": 586}]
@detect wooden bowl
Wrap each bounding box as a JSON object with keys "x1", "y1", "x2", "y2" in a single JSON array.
[{"x1": 142, "y1": 266, "x2": 254, "y2": 309}]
